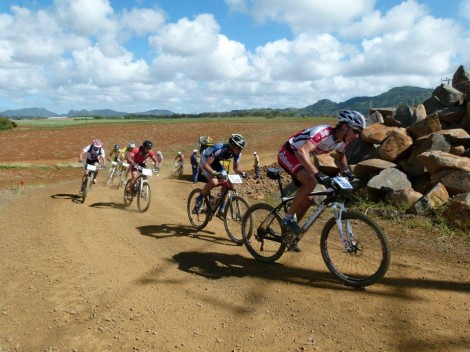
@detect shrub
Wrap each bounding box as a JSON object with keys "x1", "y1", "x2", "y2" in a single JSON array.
[{"x1": 0, "y1": 117, "x2": 17, "y2": 130}]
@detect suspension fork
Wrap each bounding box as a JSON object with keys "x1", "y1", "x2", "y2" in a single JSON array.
[{"x1": 332, "y1": 202, "x2": 352, "y2": 250}]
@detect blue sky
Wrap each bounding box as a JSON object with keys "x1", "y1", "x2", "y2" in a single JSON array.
[{"x1": 0, "y1": 0, "x2": 469, "y2": 114}]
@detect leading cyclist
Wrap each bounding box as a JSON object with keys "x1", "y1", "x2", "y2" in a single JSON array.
[
  {"x1": 79, "y1": 139, "x2": 106, "y2": 190},
  {"x1": 194, "y1": 134, "x2": 247, "y2": 216},
  {"x1": 126, "y1": 140, "x2": 159, "y2": 199},
  {"x1": 277, "y1": 110, "x2": 366, "y2": 251}
]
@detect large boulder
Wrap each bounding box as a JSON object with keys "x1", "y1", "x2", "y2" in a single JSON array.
[
  {"x1": 431, "y1": 169, "x2": 470, "y2": 195},
  {"x1": 416, "y1": 151, "x2": 470, "y2": 174},
  {"x1": 423, "y1": 96, "x2": 445, "y2": 116},
  {"x1": 367, "y1": 168, "x2": 412, "y2": 198},
  {"x1": 378, "y1": 129, "x2": 413, "y2": 162},
  {"x1": 361, "y1": 123, "x2": 396, "y2": 144},
  {"x1": 407, "y1": 113, "x2": 442, "y2": 139},
  {"x1": 393, "y1": 103, "x2": 418, "y2": 128},
  {"x1": 442, "y1": 192, "x2": 470, "y2": 229},
  {"x1": 451, "y1": 65, "x2": 470, "y2": 86},
  {"x1": 353, "y1": 159, "x2": 397, "y2": 181},
  {"x1": 385, "y1": 189, "x2": 423, "y2": 207},
  {"x1": 432, "y1": 84, "x2": 466, "y2": 107},
  {"x1": 409, "y1": 183, "x2": 449, "y2": 215}
]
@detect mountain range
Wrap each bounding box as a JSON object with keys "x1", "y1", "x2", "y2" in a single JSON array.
[{"x1": 0, "y1": 86, "x2": 433, "y2": 118}]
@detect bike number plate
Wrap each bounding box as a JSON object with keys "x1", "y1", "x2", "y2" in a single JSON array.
[
  {"x1": 228, "y1": 174, "x2": 243, "y2": 184},
  {"x1": 142, "y1": 168, "x2": 152, "y2": 176},
  {"x1": 333, "y1": 176, "x2": 353, "y2": 189},
  {"x1": 122, "y1": 162, "x2": 129, "y2": 168},
  {"x1": 111, "y1": 161, "x2": 118, "y2": 166},
  {"x1": 86, "y1": 164, "x2": 97, "y2": 171}
]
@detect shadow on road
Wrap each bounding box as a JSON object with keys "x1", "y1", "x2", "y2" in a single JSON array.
[
  {"x1": 171, "y1": 250, "x2": 344, "y2": 289},
  {"x1": 50, "y1": 193, "x2": 83, "y2": 204},
  {"x1": 171, "y1": 251, "x2": 470, "y2": 294},
  {"x1": 89, "y1": 201, "x2": 128, "y2": 210},
  {"x1": 137, "y1": 224, "x2": 237, "y2": 246}
]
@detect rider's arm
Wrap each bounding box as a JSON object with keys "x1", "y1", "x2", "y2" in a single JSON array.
[
  {"x1": 232, "y1": 159, "x2": 242, "y2": 174},
  {"x1": 336, "y1": 151, "x2": 349, "y2": 173},
  {"x1": 79, "y1": 150, "x2": 85, "y2": 162},
  {"x1": 295, "y1": 141, "x2": 319, "y2": 175},
  {"x1": 126, "y1": 152, "x2": 135, "y2": 165},
  {"x1": 202, "y1": 157, "x2": 217, "y2": 176}
]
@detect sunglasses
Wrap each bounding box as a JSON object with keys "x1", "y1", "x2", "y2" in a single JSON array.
[{"x1": 352, "y1": 128, "x2": 362, "y2": 134}]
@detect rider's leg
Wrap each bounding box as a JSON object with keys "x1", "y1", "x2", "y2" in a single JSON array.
[{"x1": 93, "y1": 161, "x2": 100, "y2": 183}]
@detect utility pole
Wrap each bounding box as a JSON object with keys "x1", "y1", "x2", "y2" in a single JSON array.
[{"x1": 441, "y1": 77, "x2": 451, "y2": 85}]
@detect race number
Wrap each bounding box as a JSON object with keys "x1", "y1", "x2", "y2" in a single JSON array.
[
  {"x1": 333, "y1": 176, "x2": 353, "y2": 189},
  {"x1": 228, "y1": 174, "x2": 243, "y2": 184},
  {"x1": 142, "y1": 168, "x2": 153, "y2": 176},
  {"x1": 86, "y1": 164, "x2": 97, "y2": 171}
]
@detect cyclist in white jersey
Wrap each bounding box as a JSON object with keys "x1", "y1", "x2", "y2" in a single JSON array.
[{"x1": 277, "y1": 110, "x2": 366, "y2": 251}]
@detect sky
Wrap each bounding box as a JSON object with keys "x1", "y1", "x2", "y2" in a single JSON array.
[{"x1": 0, "y1": 0, "x2": 469, "y2": 114}]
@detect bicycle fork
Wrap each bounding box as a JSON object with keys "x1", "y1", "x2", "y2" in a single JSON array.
[{"x1": 332, "y1": 203, "x2": 356, "y2": 252}]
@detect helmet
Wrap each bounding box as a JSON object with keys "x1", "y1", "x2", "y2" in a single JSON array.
[
  {"x1": 338, "y1": 110, "x2": 366, "y2": 130},
  {"x1": 193, "y1": 149, "x2": 198, "y2": 153},
  {"x1": 253, "y1": 151, "x2": 257, "y2": 155},
  {"x1": 142, "y1": 140, "x2": 153, "y2": 149},
  {"x1": 156, "y1": 150, "x2": 162, "y2": 156},
  {"x1": 177, "y1": 151, "x2": 182, "y2": 155},
  {"x1": 92, "y1": 139, "x2": 102, "y2": 148},
  {"x1": 113, "y1": 144, "x2": 119, "y2": 150},
  {"x1": 228, "y1": 133, "x2": 246, "y2": 149},
  {"x1": 128, "y1": 141, "x2": 135, "y2": 148}
]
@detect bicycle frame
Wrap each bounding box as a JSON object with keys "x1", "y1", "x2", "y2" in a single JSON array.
[{"x1": 265, "y1": 172, "x2": 355, "y2": 251}]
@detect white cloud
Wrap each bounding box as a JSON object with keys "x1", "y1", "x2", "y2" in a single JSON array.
[
  {"x1": 120, "y1": 8, "x2": 166, "y2": 36},
  {"x1": 460, "y1": 0, "x2": 470, "y2": 20}
]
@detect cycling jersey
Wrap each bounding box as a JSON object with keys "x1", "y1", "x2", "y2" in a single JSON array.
[
  {"x1": 109, "y1": 148, "x2": 125, "y2": 162},
  {"x1": 201, "y1": 144, "x2": 240, "y2": 171},
  {"x1": 83, "y1": 144, "x2": 105, "y2": 162},
  {"x1": 129, "y1": 147, "x2": 155, "y2": 165},
  {"x1": 278, "y1": 125, "x2": 346, "y2": 175}
]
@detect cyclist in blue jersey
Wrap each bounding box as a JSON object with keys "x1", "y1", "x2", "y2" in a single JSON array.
[{"x1": 194, "y1": 134, "x2": 247, "y2": 216}]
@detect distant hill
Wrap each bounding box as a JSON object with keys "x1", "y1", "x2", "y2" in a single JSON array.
[
  {"x1": 0, "y1": 107, "x2": 58, "y2": 118},
  {"x1": 0, "y1": 86, "x2": 434, "y2": 118},
  {"x1": 299, "y1": 86, "x2": 433, "y2": 116}
]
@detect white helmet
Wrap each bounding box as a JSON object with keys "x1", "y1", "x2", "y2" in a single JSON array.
[
  {"x1": 177, "y1": 151, "x2": 182, "y2": 155},
  {"x1": 156, "y1": 151, "x2": 162, "y2": 156},
  {"x1": 193, "y1": 149, "x2": 198, "y2": 153},
  {"x1": 253, "y1": 152, "x2": 257, "y2": 155},
  {"x1": 338, "y1": 110, "x2": 366, "y2": 130},
  {"x1": 128, "y1": 141, "x2": 135, "y2": 148}
]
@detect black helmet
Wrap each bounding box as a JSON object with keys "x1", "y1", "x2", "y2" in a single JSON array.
[
  {"x1": 113, "y1": 144, "x2": 120, "y2": 150},
  {"x1": 228, "y1": 133, "x2": 246, "y2": 149},
  {"x1": 142, "y1": 140, "x2": 153, "y2": 149}
]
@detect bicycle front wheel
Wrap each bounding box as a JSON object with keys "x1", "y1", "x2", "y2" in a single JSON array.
[
  {"x1": 106, "y1": 167, "x2": 115, "y2": 185},
  {"x1": 224, "y1": 195, "x2": 250, "y2": 245},
  {"x1": 242, "y1": 203, "x2": 286, "y2": 263},
  {"x1": 82, "y1": 175, "x2": 93, "y2": 203},
  {"x1": 137, "y1": 181, "x2": 151, "y2": 213},
  {"x1": 187, "y1": 188, "x2": 210, "y2": 230},
  {"x1": 320, "y1": 211, "x2": 391, "y2": 288},
  {"x1": 123, "y1": 180, "x2": 133, "y2": 206}
]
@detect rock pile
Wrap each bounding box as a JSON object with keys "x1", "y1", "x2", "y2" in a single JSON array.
[{"x1": 314, "y1": 65, "x2": 470, "y2": 229}]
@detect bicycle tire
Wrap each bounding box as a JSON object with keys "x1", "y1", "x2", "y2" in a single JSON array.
[
  {"x1": 187, "y1": 188, "x2": 210, "y2": 230},
  {"x1": 82, "y1": 175, "x2": 93, "y2": 203},
  {"x1": 123, "y1": 179, "x2": 133, "y2": 206},
  {"x1": 320, "y1": 210, "x2": 391, "y2": 288},
  {"x1": 137, "y1": 181, "x2": 151, "y2": 213},
  {"x1": 242, "y1": 203, "x2": 286, "y2": 263},
  {"x1": 106, "y1": 167, "x2": 115, "y2": 185},
  {"x1": 224, "y1": 195, "x2": 251, "y2": 245},
  {"x1": 117, "y1": 172, "x2": 126, "y2": 189}
]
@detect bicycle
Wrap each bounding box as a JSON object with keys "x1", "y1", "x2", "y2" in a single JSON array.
[
  {"x1": 241, "y1": 168, "x2": 391, "y2": 288},
  {"x1": 171, "y1": 161, "x2": 184, "y2": 178},
  {"x1": 106, "y1": 160, "x2": 130, "y2": 189},
  {"x1": 187, "y1": 174, "x2": 251, "y2": 245},
  {"x1": 123, "y1": 165, "x2": 156, "y2": 212},
  {"x1": 79, "y1": 162, "x2": 105, "y2": 203}
]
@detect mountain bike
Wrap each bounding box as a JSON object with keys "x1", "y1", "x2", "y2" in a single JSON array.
[
  {"x1": 123, "y1": 165, "x2": 156, "y2": 212},
  {"x1": 187, "y1": 174, "x2": 251, "y2": 244},
  {"x1": 171, "y1": 161, "x2": 184, "y2": 178},
  {"x1": 106, "y1": 160, "x2": 130, "y2": 188},
  {"x1": 241, "y1": 168, "x2": 391, "y2": 288},
  {"x1": 79, "y1": 162, "x2": 105, "y2": 203}
]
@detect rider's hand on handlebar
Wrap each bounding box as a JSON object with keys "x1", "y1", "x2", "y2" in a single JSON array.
[
  {"x1": 315, "y1": 172, "x2": 331, "y2": 187},
  {"x1": 343, "y1": 169, "x2": 356, "y2": 181},
  {"x1": 213, "y1": 172, "x2": 226, "y2": 180}
]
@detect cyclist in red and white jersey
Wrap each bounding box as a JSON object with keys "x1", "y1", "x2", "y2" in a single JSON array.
[
  {"x1": 126, "y1": 140, "x2": 159, "y2": 198},
  {"x1": 277, "y1": 110, "x2": 366, "y2": 250}
]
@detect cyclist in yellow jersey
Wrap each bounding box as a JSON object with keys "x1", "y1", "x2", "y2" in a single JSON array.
[{"x1": 109, "y1": 144, "x2": 125, "y2": 162}]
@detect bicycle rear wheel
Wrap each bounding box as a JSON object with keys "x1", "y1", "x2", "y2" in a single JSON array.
[
  {"x1": 242, "y1": 203, "x2": 286, "y2": 263},
  {"x1": 137, "y1": 181, "x2": 151, "y2": 212},
  {"x1": 320, "y1": 211, "x2": 391, "y2": 288},
  {"x1": 123, "y1": 180, "x2": 133, "y2": 206},
  {"x1": 187, "y1": 188, "x2": 210, "y2": 230},
  {"x1": 224, "y1": 195, "x2": 250, "y2": 245}
]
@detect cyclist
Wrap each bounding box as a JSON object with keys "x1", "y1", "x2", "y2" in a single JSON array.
[
  {"x1": 109, "y1": 144, "x2": 125, "y2": 163},
  {"x1": 123, "y1": 141, "x2": 136, "y2": 177},
  {"x1": 194, "y1": 134, "x2": 247, "y2": 217},
  {"x1": 155, "y1": 150, "x2": 164, "y2": 171},
  {"x1": 277, "y1": 110, "x2": 366, "y2": 251},
  {"x1": 79, "y1": 139, "x2": 106, "y2": 189},
  {"x1": 126, "y1": 140, "x2": 159, "y2": 199},
  {"x1": 174, "y1": 151, "x2": 184, "y2": 163}
]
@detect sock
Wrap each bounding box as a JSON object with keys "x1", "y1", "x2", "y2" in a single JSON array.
[
  {"x1": 219, "y1": 201, "x2": 225, "y2": 213},
  {"x1": 196, "y1": 194, "x2": 203, "y2": 202}
]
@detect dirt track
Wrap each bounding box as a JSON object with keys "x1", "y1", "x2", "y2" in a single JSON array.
[{"x1": 1, "y1": 162, "x2": 469, "y2": 352}]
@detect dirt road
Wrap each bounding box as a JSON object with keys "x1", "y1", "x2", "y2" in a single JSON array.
[{"x1": 0, "y1": 164, "x2": 469, "y2": 352}]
